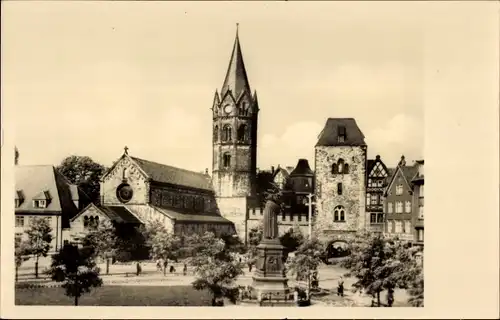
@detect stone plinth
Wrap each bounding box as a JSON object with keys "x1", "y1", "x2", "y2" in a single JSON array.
[{"x1": 251, "y1": 238, "x2": 291, "y2": 301}]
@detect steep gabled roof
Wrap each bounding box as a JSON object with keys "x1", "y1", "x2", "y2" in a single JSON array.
[
  {"x1": 71, "y1": 203, "x2": 142, "y2": 224},
  {"x1": 102, "y1": 206, "x2": 143, "y2": 224},
  {"x1": 367, "y1": 155, "x2": 390, "y2": 178},
  {"x1": 221, "y1": 26, "x2": 251, "y2": 99},
  {"x1": 273, "y1": 166, "x2": 290, "y2": 179},
  {"x1": 384, "y1": 163, "x2": 418, "y2": 196},
  {"x1": 15, "y1": 165, "x2": 90, "y2": 224},
  {"x1": 130, "y1": 157, "x2": 213, "y2": 191},
  {"x1": 315, "y1": 118, "x2": 366, "y2": 147}
]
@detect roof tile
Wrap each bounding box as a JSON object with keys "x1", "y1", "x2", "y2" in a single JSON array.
[
  {"x1": 130, "y1": 157, "x2": 213, "y2": 191},
  {"x1": 316, "y1": 118, "x2": 366, "y2": 147}
]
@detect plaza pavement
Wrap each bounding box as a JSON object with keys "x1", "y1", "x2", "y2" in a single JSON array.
[{"x1": 17, "y1": 257, "x2": 410, "y2": 306}]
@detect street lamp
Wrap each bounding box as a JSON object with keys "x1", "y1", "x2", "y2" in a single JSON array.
[{"x1": 303, "y1": 194, "x2": 315, "y2": 239}]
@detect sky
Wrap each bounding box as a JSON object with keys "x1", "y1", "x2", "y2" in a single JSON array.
[{"x1": 3, "y1": 1, "x2": 427, "y2": 172}]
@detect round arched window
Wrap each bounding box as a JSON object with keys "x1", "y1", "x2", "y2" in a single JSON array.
[{"x1": 116, "y1": 183, "x2": 133, "y2": 203}]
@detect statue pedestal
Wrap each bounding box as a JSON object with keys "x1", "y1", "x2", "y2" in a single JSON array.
[{"x1": 252, "y1": 238, "x2": 291, "y2": 302}]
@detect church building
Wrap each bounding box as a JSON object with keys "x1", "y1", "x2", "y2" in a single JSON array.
[{"x1": 69, "y1": 149, "x2": 234, "y2": 243}]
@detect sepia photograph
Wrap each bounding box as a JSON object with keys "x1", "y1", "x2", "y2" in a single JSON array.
[{"x1": 1, "y1": 1, "x2": 498, "y2": 319}]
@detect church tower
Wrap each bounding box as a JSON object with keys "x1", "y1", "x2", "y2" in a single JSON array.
[{"x1": 211, "y1": 26, "x2": 259, "y2": 241}]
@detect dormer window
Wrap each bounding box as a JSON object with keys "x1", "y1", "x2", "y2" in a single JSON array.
[
  {"x1": 33, "y1": 200, "x2": 47, "y2": 208},
  {"x1": 15, "y1": 190, "x2": 24, "y2": 208},
  {"x1": 32, "y1": 190, "x2": 51, "y2": 208},
  {"x1": 338, "y1": 125, "x2": 346, "y2": 143}
]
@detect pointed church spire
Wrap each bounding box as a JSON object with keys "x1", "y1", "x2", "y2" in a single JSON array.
[{"x1": 221, "y1": 24, "x2": 251, "y2": 98}]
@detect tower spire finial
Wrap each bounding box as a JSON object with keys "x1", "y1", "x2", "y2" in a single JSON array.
[{"x1": 236, "y1": 22, "x2": 239, "y2": 36}]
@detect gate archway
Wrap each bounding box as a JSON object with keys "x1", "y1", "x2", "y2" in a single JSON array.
[{"x1": 325, "y1": 240, "x2": 351, "y2": 260}]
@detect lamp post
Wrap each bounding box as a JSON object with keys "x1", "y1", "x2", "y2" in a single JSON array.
[{"x1": 303, "y1": 194, "x2": 316, "y2": 239}]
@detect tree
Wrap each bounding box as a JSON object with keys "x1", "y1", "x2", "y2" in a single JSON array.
[
  {"x1": 82, "y1": 219, "x2": 118, "y2": 275},
  {"x1": 187, "y1": 232, "x2": 243, "y2": 306},
  {"x1": 279, "y1": 223, "x2": 305, "y2": 259},
  {"x1": 140, "y1": 219, "x2": 168, "y2": 250},
  {"x1": 25, "y1": 217, "x2": 53, "y2": 278},
  {"x1": 48, "y1": 244, "x2": 102, "y2": 306},
  {"x1": 405, "y1": 249, "x2": 424, "y2": 307},
  {"x1": 57, "y1": 155, "x2": 106, "y2": 203},
  {"x1": 149, "y1": 229, "x2": 182, "y2": 276},
  {"x1": 15, "y1": 239, "x2": 30, "y2": 282},
  {"x1": 245, "y1": 222, "x2": 263, "y2": 267},
  {"x1": 338, "y1": 231, "x2": 420, "y2": 307},
  {"x1": 286, "y1": 237, "x2": 324, "y2": 291}
]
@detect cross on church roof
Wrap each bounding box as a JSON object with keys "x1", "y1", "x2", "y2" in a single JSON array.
[{"x1": 124, "y1": 146, "x2": 129, "y2": 155}]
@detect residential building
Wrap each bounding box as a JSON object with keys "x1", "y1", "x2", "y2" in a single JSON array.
[
  {"x1": 272, "y1": 165, "x2": 290, "y2": 190},
  {"x1": 15, "y1": 165, "x2": 91, "y2": 251},
  {"x1": 366, "y1": 155, "x2": 390, "y2": 233},
  {"x1": 247, "y1": 159, "x2": 315, "y2": 235},
  {"x1": 411, "y1": 160, "x2": 424, "y2": 246},
  {"x1": 383, "y1": 156, "x2": 418, "y2": 241},
  {"x1": 314, "y1": 118, "x2": 367, "y2": 243}
]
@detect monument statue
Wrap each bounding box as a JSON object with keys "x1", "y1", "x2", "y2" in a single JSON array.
[
  {"x1": 263, "y1": 199, "x2": 280, "y2": 240},
  {"x1": 250, "y1": 185, "x2": 293, "y2": 305}
]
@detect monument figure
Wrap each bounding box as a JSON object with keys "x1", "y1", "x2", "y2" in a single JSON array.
[
  {"x1": 250, "y1": 186, "x2": 292, "y2": 305},
  {"x1": 263, "y1": 198, "x2": 280, "y2": 240}
]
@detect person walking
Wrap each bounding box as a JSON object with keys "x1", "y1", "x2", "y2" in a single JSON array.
[
  {"x1": 183, "y1": 263, "x2": 187, "y2": 276},
  {"x1": 156, "y1": 259, "x2": 162, "y2": 272},
  {"x1": 337, "y1": 276, "x2": 344, "y2": 297},
  {"x1": 387, "y1": 287, "x2": 394, "y2": 307},
  {"x1": 136, "y1": 261, "x2": 142, "y2": 276}
]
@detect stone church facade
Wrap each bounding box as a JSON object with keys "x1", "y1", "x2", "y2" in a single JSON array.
[{"x1": 69, "y1": 151, "x2": 234, "y2": 243}]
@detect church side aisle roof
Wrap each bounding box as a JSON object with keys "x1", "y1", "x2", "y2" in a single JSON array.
[
  {"x1": 152, "y1": 206, "x2": 233, "y2": 224},
  {"x1": 130, "y1": 156, "x2": 213, "y2": 192}
]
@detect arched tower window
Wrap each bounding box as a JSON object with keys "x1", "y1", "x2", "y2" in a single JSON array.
[
  {"x1": 337, "y1": 159, "x2": 344, "y2": 173},
  {"x1": 334, "y1": 205, "x2": 345, "y2": 222},
  {"x1": 122, "y1": 168, "x2": 127, "y2": 181},
  {"x1": 343, "y1": 163, "x2": 349, "y2": 174},
  {"x1": 237, "y1": 124, "x2": 248, "y2": 141},
  {"x1": 331, "y1": 163, "x2": 337, "y2": 174},
  {"x1": 222, "y1": 125, "x2": 232, "y2": 142},
  {"x1": 213, "y1": 125, "x2": 219, "y2": 142},
  {"x1": 239, "y1": 102, "x2": 249, "y2": 116},
  {"x1": 223, "y1": 153, "x2": 231, "y2": 168}
]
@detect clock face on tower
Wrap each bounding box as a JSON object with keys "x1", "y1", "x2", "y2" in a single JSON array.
[{"x1": 224, "y1": 104, "x2": 233, "y2": 114}]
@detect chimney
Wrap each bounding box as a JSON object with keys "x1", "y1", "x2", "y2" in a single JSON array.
[
  {"x1": 271, "y1": 166, "x2": 275, "y2": 174},
  {"x1": 398, "y1": 155, "x2": 406, "y2": 167},
  {"x1": 205, "y1": 168, "x2": 209, "y2": 175}
]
